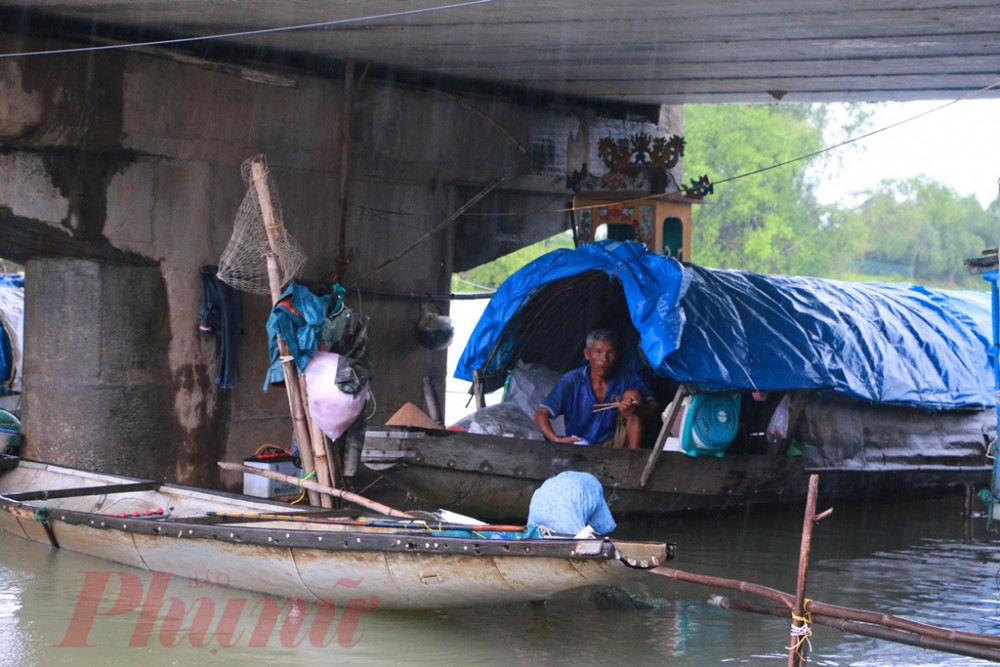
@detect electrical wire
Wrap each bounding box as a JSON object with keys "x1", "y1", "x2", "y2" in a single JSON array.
[
  {"x1": 712, "y1": 78, "x2": 1000, "y2": 188},
  {"x1": 353, "y1": 78, "x2": 1000, "y2": 222},
  {"x1": 0, "y1": 0, "x2": 494, "y2": 58}
]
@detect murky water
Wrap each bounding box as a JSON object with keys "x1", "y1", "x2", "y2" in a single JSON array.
[{"x1": 2, "y1": 494, "x2": 999, "y2": 666}]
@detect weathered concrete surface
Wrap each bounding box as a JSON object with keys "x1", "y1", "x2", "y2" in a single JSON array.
[
  {"x1": 23, "y1": 258, "x2": 177, "y2": 479},
  {"x1": 4, "y1": 0, "x2": 999, "y2": 104},
  {"x1": 0, "y1": 31, "x2": 677, "y2": 489}
]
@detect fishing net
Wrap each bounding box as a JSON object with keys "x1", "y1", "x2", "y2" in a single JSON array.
[{"x1": 217, "y1": 155, "x2": 307, "y2": 295}]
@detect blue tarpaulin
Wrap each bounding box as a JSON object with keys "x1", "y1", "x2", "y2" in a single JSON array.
[
  {"x1": 455, "y1": 241, "x2": 994, "y2": 409},
  {"x1": 0, "y1": 275, "x2": 24, "y2": 392}
]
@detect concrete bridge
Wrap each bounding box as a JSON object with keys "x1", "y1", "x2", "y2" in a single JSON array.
[{"x1": 2, "y1": 2, "x2": 997, "y2": 489}]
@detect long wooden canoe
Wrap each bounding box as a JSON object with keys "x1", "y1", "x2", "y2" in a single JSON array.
[
  {"x1": 0, "y1": 457, "x2": 672, "y2": 610},
  {"x1": 362, "y1": 416, "x2": 991, "y2": 521}
]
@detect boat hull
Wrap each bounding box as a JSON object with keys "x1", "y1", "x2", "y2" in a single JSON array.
[
  {"x1": 0, "y1": 458, "x2": 671, "y2": 610},
  {"x1": 363, "y1": 427, "x2": 991, "y2": 521}
]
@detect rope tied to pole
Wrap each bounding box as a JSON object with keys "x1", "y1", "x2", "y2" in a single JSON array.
[{"x1": 787, "y1": 612, "x2": 813, "y2": 655}]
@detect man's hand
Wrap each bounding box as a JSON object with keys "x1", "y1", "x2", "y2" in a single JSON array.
[
  {"x1": 535, "y1": 406, "x2": 580, "y2": 443},
  {"x1": 617, "y1": 397, "x2": 639, "y2": 416}
]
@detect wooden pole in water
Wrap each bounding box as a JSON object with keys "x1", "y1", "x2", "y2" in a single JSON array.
[
  {"x1": 654, "y1": 565, "x2": 1000, "y2": 650},
  {"x1": 249, "y1": 157, "x2": 325, "y2": 506},
  {"x1": 653, "y1": 566, "x2": 1000, "y2": 660},
  {"x1": 788, "y1": 474, "x2": 825, "y2": 667},
  {"x1": 711, "y1": 595, "x2": 1000, "y2": 663}
]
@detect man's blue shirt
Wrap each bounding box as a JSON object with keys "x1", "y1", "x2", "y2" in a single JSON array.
[{"x1": 540, "y1": 365, "x2": 653, "y2": 443}]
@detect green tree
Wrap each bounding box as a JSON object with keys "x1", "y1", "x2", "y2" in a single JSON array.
[
  {"x1": 846, "y1": 176, "x2": 995, "y2": 287},
  {"x1": 454, "y1": 104, "x2": 995, "y2": 290},
  {"x1": 683, "y1": 103, "x2": 853, "y2": 274},
  {"x1": 452, "y1": 231, "x2": 574, "y2": 292}
]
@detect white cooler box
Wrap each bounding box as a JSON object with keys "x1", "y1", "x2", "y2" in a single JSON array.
[{"x1": 242, "y1": 456, "x2": 301, "y2": 498}]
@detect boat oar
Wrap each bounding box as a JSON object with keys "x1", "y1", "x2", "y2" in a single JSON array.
[
  {"x1": 205, "y1": 510, "x2": 526, "y2": 532},
  {"x1": 218, "y1": 461, "x2": 414, "y2": 518}
]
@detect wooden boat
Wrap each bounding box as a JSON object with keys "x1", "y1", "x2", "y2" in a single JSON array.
[
  {"x1": 0, "y1": 457, "x2": 672, "y2": 610},
  {"x1": 363, "y1": 408, "x2": 992, "y2": 521},
  {"x1": 364, "y1": 242, "x2": 995, "y2": 520}
]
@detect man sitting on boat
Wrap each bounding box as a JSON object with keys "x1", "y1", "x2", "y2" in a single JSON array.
[{"x1": 533, "y1": 329, "x2": 660, "y2": 449}]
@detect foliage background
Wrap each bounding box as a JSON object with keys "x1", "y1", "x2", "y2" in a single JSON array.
[{"x1": 454, "y1": 103, "x2": 998, "y2": 292}]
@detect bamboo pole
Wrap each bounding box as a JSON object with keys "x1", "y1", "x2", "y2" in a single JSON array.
[
  {"x1": 788, "y1": 474, "x2": 823, "y2": 666},
  {"x1": 640, "y1": 384, "x2": 687, "y2": 487},
  {"x1": 249, "y1": 156, "x2": 320, "y2": 506},
  {"x1": 219, "y1": 461, "x2": 413, "y2": 518},
  {"x1": 652, "y1": 567, "x2": 1000, "y2": 653},
  {"x1": 710, "y1": 595, "x2": 1000, "y2": 663},
  {"x1": 326, "y1": 429, "x2": 345, "y2": 490},
  {"x1": 297, "y1": 374, "x2": 334, "y2": 508},
  {"x1": 652, "y1": 566, "x2": 795, "y2": 607}
]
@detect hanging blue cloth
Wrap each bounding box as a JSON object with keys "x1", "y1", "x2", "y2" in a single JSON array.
[
  {"x1": 263, "y1": 282, "x2": 330, "y2": 390},
  {"x1": 199, "y1": 266, "x2": 243, "y2": 389}
]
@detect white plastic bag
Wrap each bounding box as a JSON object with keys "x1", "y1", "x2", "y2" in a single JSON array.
[
  {"x1": 304, "y1": 351, "x2": 367, "y2": 441},
  {"x1": 448, "y1": 403, "x2": 545, "y2": 440},
  {"x1": 766, "y1": 393, "x2": 792, "y2": 444}
]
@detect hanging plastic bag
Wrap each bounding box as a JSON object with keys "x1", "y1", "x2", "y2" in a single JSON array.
[
  {"x1": 304, "y1": 351, "x2": 368, "y2": 441},
  {"x1": 766, "y1": 393, "x2": 792, "y2": 445}
]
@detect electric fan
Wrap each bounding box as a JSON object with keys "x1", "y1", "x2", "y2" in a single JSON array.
[{"x1": 679, "y1": 393, "x2": 741, "y2": 457}]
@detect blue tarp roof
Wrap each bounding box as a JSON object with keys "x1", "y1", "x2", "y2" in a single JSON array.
[
  {"x1": 455, "y1": 241, "x2": 994, "y2": 409},
  {"x1": 0, "y1": 275, "x2": 23, "y2": 391}
]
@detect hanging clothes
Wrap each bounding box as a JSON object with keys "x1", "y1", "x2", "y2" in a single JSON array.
[
  {"x1": 199, "y1": 266, "x2": 243, "y2": 389},
  {"x1": 263, "y1": 281, "x2": 329, "y2": 389},
  {"x1": 320, "y1": 288, "x2": 372, "y2": 395}
]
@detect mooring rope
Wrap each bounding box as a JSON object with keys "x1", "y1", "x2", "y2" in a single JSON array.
[{"x1": 787, "y1": 611, "x2": 814, "y2": 656}]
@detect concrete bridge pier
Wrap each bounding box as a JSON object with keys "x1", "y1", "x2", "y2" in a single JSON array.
[{"x1": 22, "y1": 258, "x2": 180, "y2": 479}]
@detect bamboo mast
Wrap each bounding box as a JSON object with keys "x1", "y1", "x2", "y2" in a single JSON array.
[{"x1": 249, "y1": 157, "x2": 327, "y2": 506}]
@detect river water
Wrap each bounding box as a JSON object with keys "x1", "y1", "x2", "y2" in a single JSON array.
[
  {"x1": 2, "y1": 493, "x2": 1000, "y2": 666},
  {"x1": 4, "y1": 303, "x2": 1000, "y2": 665}
]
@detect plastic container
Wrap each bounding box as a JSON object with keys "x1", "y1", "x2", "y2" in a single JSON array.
[{"x1": 242, "y1": 454, "x2": 301, "y2": 498}]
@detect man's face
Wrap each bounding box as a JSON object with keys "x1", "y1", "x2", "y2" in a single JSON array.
[{"x1": 584, "y1": 339, "x2": 617, "y2": 378}]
